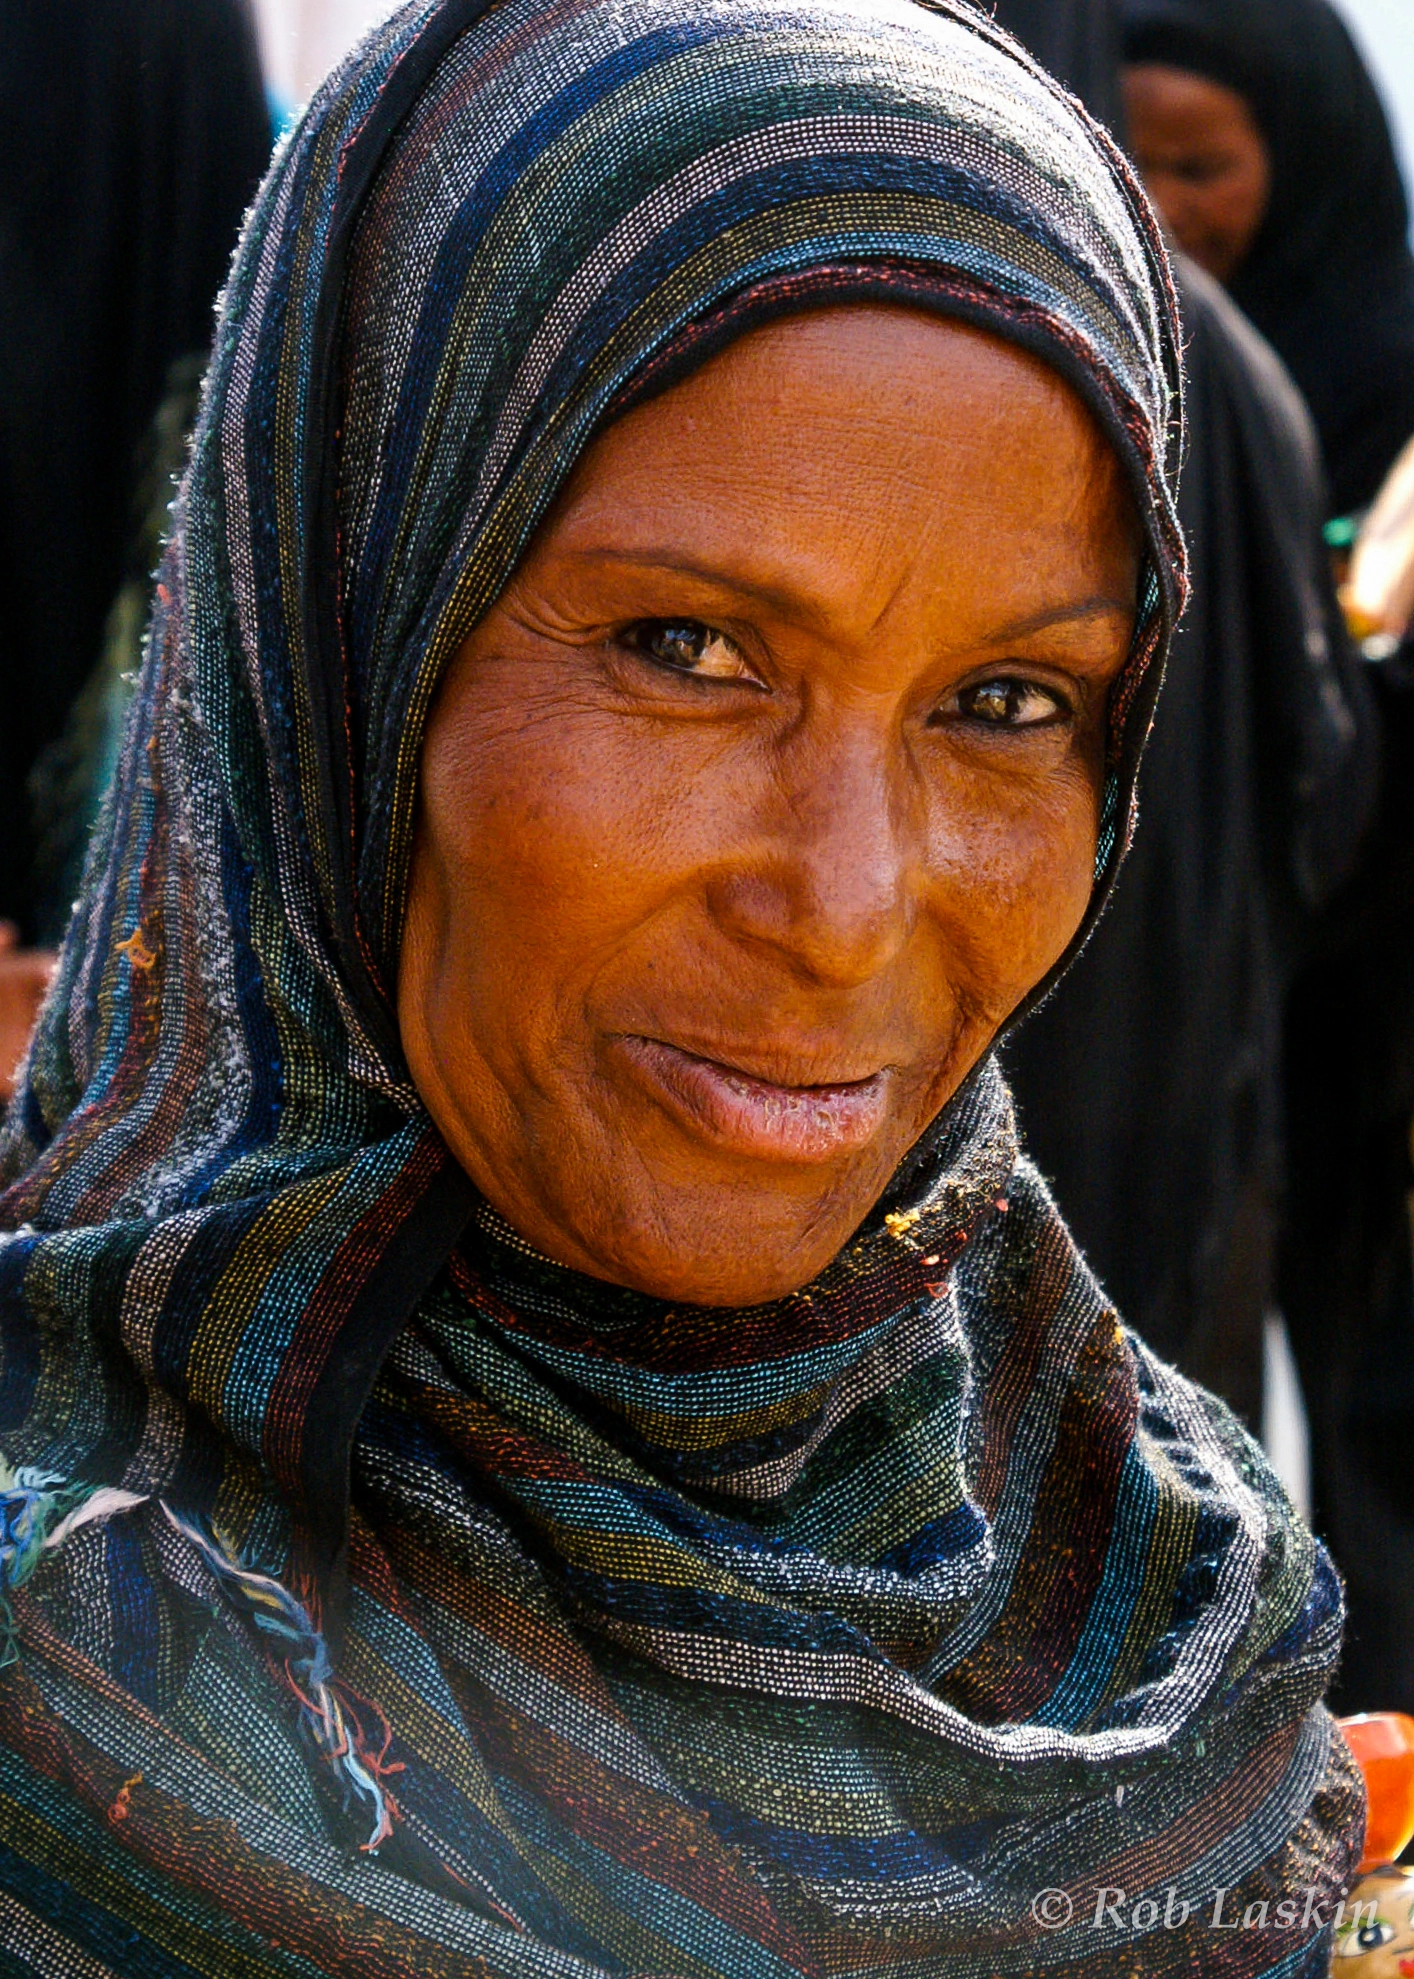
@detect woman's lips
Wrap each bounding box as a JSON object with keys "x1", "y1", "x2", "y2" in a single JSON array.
[{"x1": 618, "y1": 1036, "x2": 892, "y2": 1162}]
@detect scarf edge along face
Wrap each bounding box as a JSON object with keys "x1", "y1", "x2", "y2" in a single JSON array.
[{"x1": 342, "y1": 3, "x2": 1186, "y2": 997}]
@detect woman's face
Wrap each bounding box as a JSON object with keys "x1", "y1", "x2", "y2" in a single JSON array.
[
  {"x1": 400, "y1": 306, "x2": 1139, "y2": 1306},
  {"x1": 1123, "y1": 63, "x2": 1273, "y2": 284}
]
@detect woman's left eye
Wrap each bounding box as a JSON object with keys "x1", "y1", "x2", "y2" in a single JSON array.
[
  {"x1": 954, "y1": 676, "x2": 1069, "y2": 728},
  {"x1": 619, "y1": 619, "x2": 757, "y2": 682}
]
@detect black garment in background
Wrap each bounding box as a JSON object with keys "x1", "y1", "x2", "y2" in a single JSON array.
[
  {"x1": 1119, "y1": 0, "x2": 1414, "y2": 1713},
  {"x1": 0, "y1": 0, "x2": 271, "y2": 940},
  {"x1": 1122, "y1": 0, "x2": 1414, "y2": 516},
  {"x1": 1001, "y1": 0, "x2": 1413, "y2": 1711},
  {"x1": 1005, "y1": 260, "x2": 1375, "y2": 1430},
  {"x1": 1281, "y1": 653, "x2": 1414, "y2": 1715}
]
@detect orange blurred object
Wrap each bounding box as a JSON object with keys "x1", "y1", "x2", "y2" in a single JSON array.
[
  {"x1": 0, "y1": 924, "x2": 55, "y2": 1104},
  {"x1": 1341, "y1": 1714, "x2": 1414, "y2": 1870}
]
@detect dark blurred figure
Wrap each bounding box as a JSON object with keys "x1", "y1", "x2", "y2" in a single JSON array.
[
  {"x1": 1113, "y1": 0, "x2": 1414, "y2": 1713},
  {"x1": 1123, "y1": 0, "x2": 1414, "y2": 1716},
  {"x1": 999, "y1": 0, "x2": 1393, "y2": 1699},
  {"x1": 1280, "y1": 643, "x2": 1414, "y2": 1716},
  {"x1": 1123, "y1": 0, "x2": 1414, "y2": 518},
  {"x1": 1001, "y1": 0, "x2": 1375, "y2": 1423},
  {"x1": 1007, "y1": 256, "x2": 1373, "y2": 1433},
  {"x1": 0, "y1": 0, "x2": 271, "y2": 943}
]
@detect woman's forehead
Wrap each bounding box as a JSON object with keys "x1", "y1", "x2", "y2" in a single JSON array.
[
  {"x1": 339, "y1": 0, "x2": 1174, "y2": 664},
  {"x1": 541, "y1": 307, "x2": 1136, "y2": 618}
]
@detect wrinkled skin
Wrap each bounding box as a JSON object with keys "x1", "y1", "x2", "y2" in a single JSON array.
[
  {"x1": 400, "y1": 306, "x2": 1140, "y2": 1306},
  {"x1": 1123, "y1": 62, "x2": 1273, "y2": 284}
]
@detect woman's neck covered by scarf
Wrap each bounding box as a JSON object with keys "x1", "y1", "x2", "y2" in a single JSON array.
[
  {"x1": 1123, "y1": 0, "x2": 1414, "y2": 513},
  {"x1": 445, "y1": 1059, "x2": 1015, "y2": 1500},
  {"x1": 0, "y1": 0, "x2": 1358, "y2": 1972}
]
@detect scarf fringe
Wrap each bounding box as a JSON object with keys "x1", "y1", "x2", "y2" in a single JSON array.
[
  {"x1": 160, "y1": 1505, "x2": 402, "y2": 1851},
  {"x1": 0, "y1": 1466, "x2": 399, "y2": 1854}
]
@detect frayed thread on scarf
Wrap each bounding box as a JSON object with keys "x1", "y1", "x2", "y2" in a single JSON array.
[
  {"x1": 0, "y1": 1465, "x2": 400, "y2": 1854},
  {"x1": 160, "y1": 1505, "x2": 403, "y2": 1852},
  {"x1": 0, "y1": 1461, "x2": 102, "y2": 1668}
]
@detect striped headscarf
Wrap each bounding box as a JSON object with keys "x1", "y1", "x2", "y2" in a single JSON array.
[{"x1": 0, "y1": 0, "x2": 1359, "y2": 1973}]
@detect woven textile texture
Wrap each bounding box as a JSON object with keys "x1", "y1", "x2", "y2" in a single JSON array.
[{"x1": 0, "y1": 0, "x2": 1360, "y2": 1972}]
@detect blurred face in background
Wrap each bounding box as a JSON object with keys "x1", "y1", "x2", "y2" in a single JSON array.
[{"x1": 1124, "y1": 62, "x2": 1273, "y2": 283}]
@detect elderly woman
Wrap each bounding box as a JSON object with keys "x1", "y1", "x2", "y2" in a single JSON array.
[{"x1": 0, "y1": 0, "x2": 1361, "y2": 1972}]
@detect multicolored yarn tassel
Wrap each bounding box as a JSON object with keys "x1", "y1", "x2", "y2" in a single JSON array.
[
  {"x1": 0, "y1": 1463, "x2": 95, "y2": 1667},
  {"x1": 0, "y1": 1472, "x2": 400, "y2": 1851},
  {"x1": 160, "y1": 1506, "x2": 402, "y2": 1852}
]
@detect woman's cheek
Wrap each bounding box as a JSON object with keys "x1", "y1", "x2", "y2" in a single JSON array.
[
  {"x1": 415, "y1": 698, "x2": 734, "y2": 1079},
  {"x1": 923, "y1": 752, "x2": 1100, "y2": 1010}
]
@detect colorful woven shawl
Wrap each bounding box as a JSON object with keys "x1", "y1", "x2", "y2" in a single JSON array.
[{"x1": 0, "y1": 0, "x2": 1360, "y2": 1973}]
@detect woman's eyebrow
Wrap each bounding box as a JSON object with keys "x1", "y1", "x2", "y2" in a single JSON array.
[
  {"x1": 566, "y1": 547, "x2": 831, "y2": 628},
  {"x1": 564, "y1": 550, "x2": 1135, "y2": 644},
  {"x1": 982, "y1": 595, "x2": 1137, "y2": 642}
]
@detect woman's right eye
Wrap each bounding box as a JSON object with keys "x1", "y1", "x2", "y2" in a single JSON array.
[
  {"x1": 954, "y1": 675, "x2": 1070, "y2": 729},
  {"x1": 1173, "y1": 152, "x2": 1231, "y2": 188},
  {"x1": 618, "y1": 619, "x2": 758, "y2": 683}
]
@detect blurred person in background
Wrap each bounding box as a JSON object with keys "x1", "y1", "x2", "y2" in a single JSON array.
[
  {"x1": 0, "y1": 0, "x2": 272, "y2": 1085},
  {"x1": 1123, "y1": 0, "x2": 1414, "y2": 518},
  {"x1": 1121, "y1": 0, "x2": 1414, "y2": 1711},
  {"x1": 1003, "y1": 0, "x2": 1376, "y2": 1430},
  {"x1": 1007, "y1": 241, "x2": 1374, "y2": 1436}
]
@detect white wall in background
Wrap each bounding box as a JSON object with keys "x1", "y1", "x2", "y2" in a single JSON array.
[
  {"x1": 1262, "y1": 1315, "x2": 1311, "y2": 1524},
  {"x1": 1337, "y1": 0, "x2": 1414, "y2": 203},
  {"x1": 252, "y1": 0, "x2": 394, "y2": 110}
]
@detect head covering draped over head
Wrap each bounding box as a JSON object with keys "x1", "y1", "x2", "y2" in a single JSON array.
[
  {"x1": 1123, "y1": 0, "x2": 1414, "y2": 515},
  {"x1": 0, "y1": 0, "x2": 1358, "y2": 1973}
]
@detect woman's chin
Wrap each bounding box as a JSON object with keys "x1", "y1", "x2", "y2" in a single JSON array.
[
  {"x1": 569, "y1": 1239, "x2": 851, "y2": 1310},
  {"x1": 451, "y1": 1053, "x2": 961, "y2": 1307},
  {"x1": 512, "y1": 1169, "x2": 893, "y2": 1309}
]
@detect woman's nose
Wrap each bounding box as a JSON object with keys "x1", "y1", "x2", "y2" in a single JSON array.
[{"x1": 705, "y1": 722, "x2": 921, "y2": 988}]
